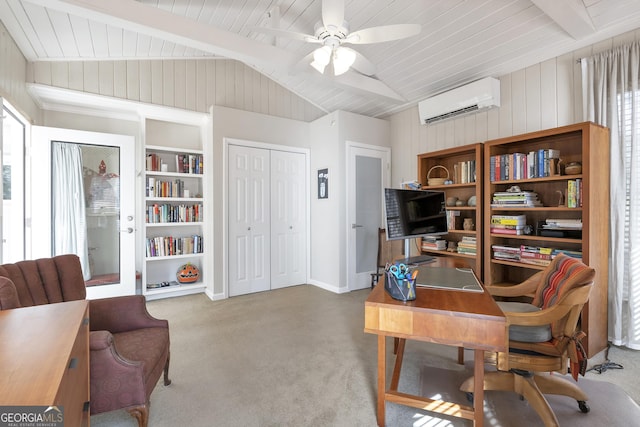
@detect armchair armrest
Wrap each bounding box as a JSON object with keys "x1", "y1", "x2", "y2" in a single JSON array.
[
  {"x1": 504, "y1": 284, "x2": 592, "y2": 328},
  {"x1": 505, "y1": 303, "x2": 572, "y2": 327},
  {"x1": 486, "y1": 271, "x2": 543, "y2": 299},
  {"x1": 89, "y1": 295, "x2": 168, "y2": 334},
  {"x1": 89, "y1": 330, "x2": 147, "y2": 414}
]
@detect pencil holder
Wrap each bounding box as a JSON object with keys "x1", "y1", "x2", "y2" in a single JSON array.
[{"x1": 384, "y1": 272, "x2": 416, "y2": 302}]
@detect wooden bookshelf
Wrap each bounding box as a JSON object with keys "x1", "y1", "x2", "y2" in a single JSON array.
[
  {"x1": 417, "y1": 143, "x2": 483, "y2": 278},
  {"x1": 483, "y1": 122, "x2": 610, "y2": 358}
]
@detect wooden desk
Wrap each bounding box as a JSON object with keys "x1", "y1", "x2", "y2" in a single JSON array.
[
  {"x1": 364, "y1": 262, "x2": 506, "y2": 426},
  {"x1": 0, "y1": 300, "x2": 90, "y2": 427}
]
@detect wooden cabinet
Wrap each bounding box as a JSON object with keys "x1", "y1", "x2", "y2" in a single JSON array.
[
  {"x1": 142, "y1": 118, "x2": 208, "y2": 300},
  {"x1": 0, "y1": 300, "x2": 90, "y2": 426},
  {"x1": 483, "y1": 122, "x2": 609, "y2": 357},
  {"x1": 417, "y1": 143, "x2": 483, "y2": 277}
]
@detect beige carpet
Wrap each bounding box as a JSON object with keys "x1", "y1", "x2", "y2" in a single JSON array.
[{"x1": 89, "y1": 285, "x2": 639, "y2": 426}]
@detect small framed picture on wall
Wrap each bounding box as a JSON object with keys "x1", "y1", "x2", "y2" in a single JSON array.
[{"x1": 317, "y1": 168, "x2": 328, "y2": 199}]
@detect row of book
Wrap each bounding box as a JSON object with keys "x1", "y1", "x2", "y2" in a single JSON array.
[
  {"x1": 490, "y1": 149, "x2": 560, "y2": 181},
  {"x1": 567, "y1": 179, "x2": 583, "y2": 208},
  {"x1": 457, "y1": 236, "x2": 477, "y2": 255},
  {"x1": 146, "y1": 203, "x2": 203, "y2": 224},
  {"x1": 146, "y1": 153, "x2": 204, "y2": 174},
  {"x1": 491, "y1": 190, "x2": 542, "y2": 207},
  {"x1": 452, "y1": 160, "x2": 477, "y2": 184},
  {"x1": 145, "y1": 235, "x2": 203, "y2": 258},
  {"x1": 146, "y1": 178, "x2": 197, "y2": 198},
  {"x1": 492, "y1": 244, "x2": 582, "y2": 266}
]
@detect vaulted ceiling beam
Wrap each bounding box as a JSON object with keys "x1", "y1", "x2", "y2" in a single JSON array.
[
  {"x1": 23, "y1": 0, "x2": 406, "y2": 102},
  {"x1": 531, "y1": 0, "x2": 596, "y2": 39}
]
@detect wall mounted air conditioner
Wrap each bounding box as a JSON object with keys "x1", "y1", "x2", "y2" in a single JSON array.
[{"x1": 418, "y1": 77, "x2": 500, "y2": 125}]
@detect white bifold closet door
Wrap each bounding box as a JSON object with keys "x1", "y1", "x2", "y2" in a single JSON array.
[{"x1": 228, "y1": 145, "x2": 306, "y2": 297}]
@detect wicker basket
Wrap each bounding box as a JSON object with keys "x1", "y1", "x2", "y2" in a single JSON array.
[{"x1": 427, "y1": 165, "x2": 450, "y2": 186}]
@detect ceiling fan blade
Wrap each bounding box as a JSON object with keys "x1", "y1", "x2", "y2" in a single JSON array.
[
  {"x1": 322, "y1": 0, "x2": 345, "y2": 32},
  {"x1": 346, "y1": 24, "x2": 421, "y2": 44},
  {"x1": 345, "y1": 48, "x2": 377, "y2": 76},
  {"x1": 251, "y1": 26, "x2": 318, "y2": 43}
]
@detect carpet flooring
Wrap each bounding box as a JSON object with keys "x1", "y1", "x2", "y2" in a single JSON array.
[{"x1": 90, "y1": 285, "x2": 639, "y2": 427}]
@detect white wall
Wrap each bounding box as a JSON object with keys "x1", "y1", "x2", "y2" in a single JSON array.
[
  {"x1": 0, "y1": 21, "x2": 39, "y2": 120},
  {"x1": 29, "y1": 58, "x2": 326, "y2": 123},
  {"x1": 388, "y1": 28, "x2": 640, "y2": 187},
  {"x1": 310, "y1": 110, "x2": 390, "y2": 293}
]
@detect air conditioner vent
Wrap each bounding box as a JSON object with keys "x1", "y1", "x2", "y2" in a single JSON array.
[
  {"x1": 423, "y1": 104, "x2": 480, "y2": 124},
  {"x1": 418, "y1": 77, "x2": 500, "y2": 125}
]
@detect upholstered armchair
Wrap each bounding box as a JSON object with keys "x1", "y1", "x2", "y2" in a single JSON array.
[
  {"x1": 0, "y1": 254, "x2": 171, "y2": 427},
  {"x1": 460, "y1": 253, "x2": 595, "y2": 427}
]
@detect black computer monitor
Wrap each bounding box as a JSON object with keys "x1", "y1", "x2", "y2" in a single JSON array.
[{"x1": 384, "y1": 188, "x2": 448, "y2": 240}]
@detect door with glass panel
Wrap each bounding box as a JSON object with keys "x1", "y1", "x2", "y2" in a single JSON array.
[
  {"x1": 31, "y1": 127, "x2": 135, "y2": 298},
  {"x1": 347, "y1": 143, "x2": 390, "y2": 291}
]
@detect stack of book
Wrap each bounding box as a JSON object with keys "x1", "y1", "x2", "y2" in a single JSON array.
[
  {"x1": 539, "y1": 218, "x2": 582, "y2": 238},
  {"x1": 490, "y1": 214, "x2": 528, "y2": 235},
  {"x1": 491, "y1": 191, "x2": 542, "y2": 207},
  {"x1": 492, "y1": 244, "x2": 521, "y2": 262},
  {"x1": 457, "y1": 236, "x2": 477, "y2": 255},
  {"x1": 421, "y1": 236, "x2": 447, "y2": 251},
  {"x1": 552, "y1": 249, "x2": 583, "y2": 260},
  {"x1": 520, "y1": 245, "x2": 553, "y2": 266}
]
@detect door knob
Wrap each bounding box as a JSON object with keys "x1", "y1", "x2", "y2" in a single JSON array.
[{"x1": 121, "y1": 227, "x2": 134, "y2": 234}]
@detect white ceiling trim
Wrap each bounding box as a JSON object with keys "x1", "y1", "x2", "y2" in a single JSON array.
[{"x1": 27, "y1": 83, "x2": 210, "y2": 125}]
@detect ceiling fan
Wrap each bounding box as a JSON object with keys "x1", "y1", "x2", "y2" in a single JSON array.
[{"x1": 255, "y1": 0, "x2": 421, "y2": 76}]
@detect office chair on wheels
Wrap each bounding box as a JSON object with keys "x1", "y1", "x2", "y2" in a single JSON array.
[{"x1": 460, "y1": 253, "x2": 595, "y2": 427}]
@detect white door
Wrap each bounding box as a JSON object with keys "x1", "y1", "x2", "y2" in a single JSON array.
[
  {"x1": 347, "y1": 143, "x2": 390, "y2": 291},
  {"x1": 228, "y1": 145, "x2": 270, "y2": 296},
  {"x1": 271, "y1": 150, "x2": 306, "y2": 289},
  {"x1": 31, "y1": 126, "x2": 136, "y2": 298}
]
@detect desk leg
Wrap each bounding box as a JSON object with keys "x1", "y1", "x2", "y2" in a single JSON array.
[
  {"x1": 473, "y1": 349, "x2": 484, "y2": 427},
  {"x1": 377, "y1": 335, "x2": 386, "y2": 427}
]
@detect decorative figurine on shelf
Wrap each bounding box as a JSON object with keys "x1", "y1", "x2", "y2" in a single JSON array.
[
  {"x1": 447, "y1": 241, "x2": 457, "y2": 252},
  {"x1": 463, "y1": 218, "x2": 474, "y2": 231},
  {"x1": 177, "y1": 262, "x2": 200, "y2": 283}
]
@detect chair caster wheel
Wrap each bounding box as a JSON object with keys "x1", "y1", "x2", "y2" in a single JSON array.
[{"x1": 578, "y1": 400, "x2": 590, "y2": 413}]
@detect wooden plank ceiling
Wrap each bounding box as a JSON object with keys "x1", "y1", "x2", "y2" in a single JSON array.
[{"x1": 1, "y1": 0, "x2": 640, "y2": 118}]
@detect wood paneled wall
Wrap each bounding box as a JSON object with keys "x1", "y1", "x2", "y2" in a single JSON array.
[
  {"x1": 0, "y1": 21, "x2": 39, "y2": 120},
  {"x1": 28, "y1": 58, "x2": 326, "y2": 123},
  {"x1": 388, "y1": 28, "x2": 640, "y2": 187}
]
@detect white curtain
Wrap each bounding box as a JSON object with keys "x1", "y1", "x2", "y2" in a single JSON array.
[
  {"x1": 581, "y1": 42, "x2": 640, "y2": 350},
  {"x1": 52, "y1": 142, "x2": 91, "y2": 280}
]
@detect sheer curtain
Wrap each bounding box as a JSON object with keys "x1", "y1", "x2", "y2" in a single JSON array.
[
  {"x1": 581, "y1": 42, "x2": 640, "y2": 350},
  {"x1": 52, "y1": 141, "x2": 91, "y2": 280}
]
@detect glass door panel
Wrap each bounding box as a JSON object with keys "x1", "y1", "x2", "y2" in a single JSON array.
[{"x1": 31, "y1": 126, "x2": 135, "y2": 298}]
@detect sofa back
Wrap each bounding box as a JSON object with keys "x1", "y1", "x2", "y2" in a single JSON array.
[{"x1": 0, "y1": 254, "x2": 86, "y2": 309}]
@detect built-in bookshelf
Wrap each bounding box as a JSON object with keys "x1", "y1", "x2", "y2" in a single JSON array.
[
  {"x1": 483, "y1": 122, "x2": 610, "y2": 358},
  {"x1": 416, "y1": 143, "x2": 483, "y2": 277},
  {"x1": 142, "y1": 118, "x2": 208, "y2": 300}
]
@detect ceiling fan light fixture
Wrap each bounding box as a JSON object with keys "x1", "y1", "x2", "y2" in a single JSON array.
[
  {"x1": 311, "y1": 46, "x2": 332, "y2": 73},
  {"x1": 332, "y1": 46, "x2": 356, "y2": 76}
]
